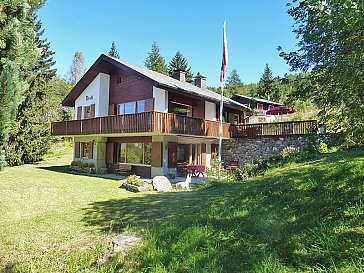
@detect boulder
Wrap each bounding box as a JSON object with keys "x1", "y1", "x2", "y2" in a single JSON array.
[
  {"x1": 113, "y1": 234, "x2": 143, "y2": 254},
  {"x1": 152, "y1": 176, "x2": 172, "y2": 192}
]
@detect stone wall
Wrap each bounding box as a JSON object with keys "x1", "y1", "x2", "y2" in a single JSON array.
[{"x1": 222, "y1": 136, "x2": 310, "y2": 166}]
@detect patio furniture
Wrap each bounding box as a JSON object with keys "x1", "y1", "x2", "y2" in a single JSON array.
[{"x1": 187, "y1": 165, "x2": 208, "y2": 177}]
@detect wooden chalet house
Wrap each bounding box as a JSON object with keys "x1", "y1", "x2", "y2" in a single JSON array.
[
  {"x1": 52, "y1": 54, "x2": 251, "y2": 177},
  {"x1": 231, "y1": 94, "x2": 282, "y2": 124}
]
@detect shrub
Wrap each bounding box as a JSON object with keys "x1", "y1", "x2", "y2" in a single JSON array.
[
  {"x1": 207, "y1": 159, "x2": 235, "y2": 183},
  {"x1": 126, "y1": 174, "x2": 145, "y2": 187},
  {"x1": 70, "y1": 161, "x2": 77, "y2": 166}
]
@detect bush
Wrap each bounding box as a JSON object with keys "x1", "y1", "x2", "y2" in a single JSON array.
[
  {"x1": 126, "y1": 174, "x2": 145, "y2": 187},
  {"x1": 207, "y1": 159, "x2": 235, "y2": 183}
]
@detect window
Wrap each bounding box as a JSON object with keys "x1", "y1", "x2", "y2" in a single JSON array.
[
  {"x1": 82, "y1": 142, "x2": 89, "y2": 158},
  {"x1": 117, "y1": 76, "x2": 122, "y2": 84},
  {"x1": 137, "y1": 100, "x2": 145, "y2": 113},
  {"x1": 117, "y1": 143, "x2": 151, "y2": 165},
  {"x1": 117, "y1": 100, "x2": 147, "y2": 115},
  {"x1": 233, "y1": 114, "x2": 240, "y2": 124},
  {"x1": 84, "y1": 106, "x2": 91, "y2": 119},
  {"x1": 169, "y1": 101, "x2": 192, "y2": 117},
  {"x1": 118, "y1": 104, "x2": 125, "y2": 115},
  {"x1": 124, "y1": 102, "x2": 136, "y2": 114},
  {"x1": 257, "y1": 103, "x2": 263, "y2": 110}
]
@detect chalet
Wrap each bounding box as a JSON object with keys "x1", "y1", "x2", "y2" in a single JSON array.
[
  {"x1": 52, "y1": 54, "x2": 251, "y2": 177},
  {"x1": 231, "y1": 94, "x2": 282, "y2": 124}
]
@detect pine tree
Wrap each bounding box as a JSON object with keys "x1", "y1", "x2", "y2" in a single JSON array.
[
  {"x1": 168, "y1": 51, "x2": 193, "y2": 83},
  {"x1": 257, "y1": 63, "x2": 274, "y2": 99},
  {"x1": 108, "y1": 41, "x2": 120, "y2": 59},
  {"x1": 6, "y1": 12, "x2": 57, "y2": 166},
  {"x1": 144, "y1": 41, "x2": 168, "y2": 75},
  {"x1": 225, "y1": 69, "x2": 243, "y2": 97},
  {"x1": 68, "y1": 51, "x2": 86, "y2": 83},
  {"x1": 0, "y1": 0, "x2": 41, "y2": 169}
]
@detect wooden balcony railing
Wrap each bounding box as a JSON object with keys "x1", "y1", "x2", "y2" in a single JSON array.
[
  {"x1": 51, "y1": 111, "x2": 231, "y2": 138},
  {"x1": 230, "y1": 120, "x2": 318, "y2": 138}
]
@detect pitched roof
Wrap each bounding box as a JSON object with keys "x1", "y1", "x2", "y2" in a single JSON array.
[
  {"x1": 62, "y1": 54, "x2": 251, "y2": 111},
  {"x1": 231, "y1": 94, "x2": 282, "y2": 106}
]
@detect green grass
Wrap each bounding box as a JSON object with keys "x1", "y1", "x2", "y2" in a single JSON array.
[{"x1": 0, "y1": 146, "x2": 363, "y2": 272}]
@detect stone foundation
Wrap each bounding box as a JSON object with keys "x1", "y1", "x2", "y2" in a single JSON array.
[{"x1": 222, "y1": 136, "x2": 309, "y2": 166}]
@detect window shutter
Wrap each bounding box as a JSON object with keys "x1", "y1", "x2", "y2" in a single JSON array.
[
  {"x1": 151, "y1": 142, "x2": 163, "y2": 167},
  {"x1": 88, "y1": 141, "x2": 93, "y2": 159},
  {"x1": 106, "y1": 142, "x2": 114, "y2": 164},
  {"x1": 201, "y1": 143, "x2": 206, "y2": 166},
  {"x1": 109, "y1": 104, "x2": 115, "y2": 115},
  {"x1": 90, "y1": 104, "x2": 95, "y2": 118},
  {"x1": 168, "y1": 142, "x2": 177, "y2": 167},
  {"x1": 77, "y1": 106, "x2": 82, "y2": 120},
  {"x1": 75, "y1": 142, "x2": 80, "y2": 158}
]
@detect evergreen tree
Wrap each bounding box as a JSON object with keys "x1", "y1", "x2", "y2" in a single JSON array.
[
  {"x1": 225, "y1": 68, "x2": 243, "y2": 97},
  {"x1": 168, "y1": 51, "x2": 193, "y2": 83},
  {"x1": 257, "y1": 63, "x2": 274, "y2": 99},
  {"x1": 68, "y1": 51, "x2": 86, "y2": 83},
  {"x1": 6, "y1": 12, "x2": 57, "y2": 166},
  {"x1": 108, "y1": 41, "x2": 120, "y2": 59},
  {"x1": 144, "y1": 41, "x2": 168, "y2": 75},
  {"x1": 0, "y1": 0, "x2": 41, "y2": 169}
]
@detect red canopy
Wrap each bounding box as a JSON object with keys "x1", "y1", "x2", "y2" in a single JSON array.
[{"x1": 266, "y1": 106, "x2": 296, "y2": 115}]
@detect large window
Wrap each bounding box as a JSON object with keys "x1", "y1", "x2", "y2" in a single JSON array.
[
  {"x1": 169, "y1": 101, "x2": 192, "y2": 117},
  {"x1": 117, "y1": 100, "x2": 146, "y2": 115},
  {"x1": 117, "y1": 143, "x2": 151, "y2": 165}
]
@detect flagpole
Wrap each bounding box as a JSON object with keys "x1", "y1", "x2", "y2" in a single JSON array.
[
  {"x1": 218, "y1": 20, "x2": 227, "y2": 180},
  {"x1": 218, "y1": 79, "x2": 224, "y2": 180}
]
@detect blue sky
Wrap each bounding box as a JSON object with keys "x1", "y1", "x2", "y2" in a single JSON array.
[{"x1": 38, "y1": 0, "x2": 297, "y2": 87}]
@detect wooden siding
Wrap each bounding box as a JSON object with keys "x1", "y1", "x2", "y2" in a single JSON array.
[{"x1": 109, "y1": 71, "x2": 154, "y2": 105}]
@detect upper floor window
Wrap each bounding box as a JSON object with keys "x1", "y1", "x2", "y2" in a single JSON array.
[
  {"x1": 169, "y1": 101, "x2": 192, "y2": 117},
  {"x1": 117, "y1": 100, "x2": 146, "y2": 115}
]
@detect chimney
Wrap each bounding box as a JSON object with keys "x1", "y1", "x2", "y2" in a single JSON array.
[
  {"x1": 173, "y1": 69, "x2": 186, "y2": 82},
  {"x1": 194, "y1": 73, "x2": 207, "y2": 89}
]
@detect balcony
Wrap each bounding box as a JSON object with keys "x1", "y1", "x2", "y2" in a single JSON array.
[
  {"x1": 231, "y1": 120, "x2": 318, "y2": 138},
  {"x1": 51, "y1": 111, "x2": 231, "y2": 138}
]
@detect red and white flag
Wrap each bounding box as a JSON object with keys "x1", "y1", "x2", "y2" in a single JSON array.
[{"x1": 220, "y1": 20, "x2": 228, "y2": 83}]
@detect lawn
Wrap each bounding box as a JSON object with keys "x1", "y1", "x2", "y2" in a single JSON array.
[{"x1": 0, "y1": 147, "x2": 363, "y2": 272}]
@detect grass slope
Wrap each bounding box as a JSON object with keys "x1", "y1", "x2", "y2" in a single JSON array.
[{"x1": 0, "y1": 148, "x2": 363, "y2": 272}]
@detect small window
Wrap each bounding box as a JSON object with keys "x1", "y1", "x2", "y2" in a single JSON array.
[
  {"x1": 84, "y1": 106, "x2": 91, "y2": 119},
  {"x1": 137, "y1": 100, "x2": 145, "y2": 113},
  {"x1": 124, "y1": 102, "x2": 136, "y2": 114},
  {"x1": 117, "y1": 76, "x2": 122, "y2": 84},
  {"x1": 82, "y1": 143, "x2": 89, "y2": 158}
]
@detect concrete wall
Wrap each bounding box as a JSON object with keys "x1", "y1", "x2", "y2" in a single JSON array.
[{"x1": 222, "y1": 136, "x2": 309, "y2": 165}]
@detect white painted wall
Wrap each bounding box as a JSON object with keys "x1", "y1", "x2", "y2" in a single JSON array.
[
  {"x1": 205, "y1": 101, "x2": 217, "y2": 121},
  {"x1": 206, "y1": 143, "x2": 212, "y2": 168},
  {"x1": 74, "y1": 73, "x2": 110, "y2": 119},
  {"x1": 153, "y1": 86, "x2": 168, "y2": 113},
  {"x1": 98, "y1": 73, "x2": 110, "y2": 117}
]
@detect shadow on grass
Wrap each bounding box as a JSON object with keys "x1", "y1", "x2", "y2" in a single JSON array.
[
  {"x1": 37, "y1": 165, "x2": 122, "y2": 181},
  {"x1": 81, "y1": 151, "x2": 364, "y2": 272}
]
